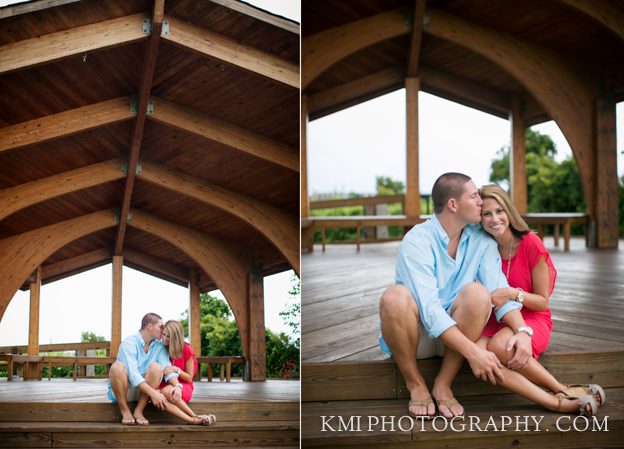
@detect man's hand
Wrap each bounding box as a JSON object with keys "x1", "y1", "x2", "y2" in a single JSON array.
[
  {"x1": 490, "y1": 287, "x2": 515, "y2": 310},
  {"x1": 466, "y1": 347, "x2": 505, "y2": 385},
  {"x1": 505, "y1": 332, "x2": 532, "y2": 370},
  {"x1": 170, "y1": 385, "x2": 182, "y2": 403},
  {"x1": 150, "y1": 390, "x2": 168, "y2": 410}
]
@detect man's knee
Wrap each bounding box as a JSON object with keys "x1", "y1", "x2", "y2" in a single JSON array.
[
  {"x1": 380, "y1": 285, "x2": 418, "y2": 318},
  {"x1": 109, "y1": 362, "x2": 127, "y2": 379},
  {"x1": 147, "y1": 362, "x2": 163, "y2": 376},
  {"x1": 457, "y1": 282, "x2": 490, "y2": 312}
]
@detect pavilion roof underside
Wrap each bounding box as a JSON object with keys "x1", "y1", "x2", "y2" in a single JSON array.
[
  {"x1": 303, "y1": 0, "x2": 624, "y2": 124},
  {"x1": 0, "y1": 0, "x2": 299, "y2": 292}
]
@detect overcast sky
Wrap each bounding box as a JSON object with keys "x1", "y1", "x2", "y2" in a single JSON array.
[{"x1": 309, "y1": 90, "x2": 623, "y2": 196}]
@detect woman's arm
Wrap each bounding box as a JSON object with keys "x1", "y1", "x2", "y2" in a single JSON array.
[{"x1": 521, "y1": 256, "x2": 550, "y2": 311}]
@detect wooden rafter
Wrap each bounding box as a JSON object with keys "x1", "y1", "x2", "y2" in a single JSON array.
[
  {"x1": 149, "y1": 97, "x2": 298, "y2": 172},
  {"x1": 123, "y1": 247, "x2": 190, "y2": 287},
  {"x1": 0, "y1": 97, "x2": 134, "y2": 154},
  {"x1": 407, "y1": 0, "x2": 427, "y2": 77},
  {"x1": 0, "y1": 0, "x2": 80, "y2": 20},
  {"x1": 558, "y1": 0, "x2": 624, "y2": 41},
  {"x1": 207, "y1": 0, "x2": 299, "y2": 34},
  {"x1": 0, "y1": 210, "x2": 117, "y2": 320},
  {"x1": 139, "y1": 161, "x2": 299, "y2": 275},
  {"x1": 39, "y1": 248, "x2": 112, "y2": 286},
  {"x1": 0, "y1": 14, "x2": 147, "y2": 75},
  {"x1": 127, "y1": 209, "x2": 251, "y2": 358},
  {"x1": 163, "y1": 15, "x2": 298, "y2": 88},
  {"x1": 114, "y1": 0, "x2": 165, "y2": 256},
  {"x1": 425, "y1": 7, "x2": 595, "y2": 214},
  {"x1": 0, "y1": 159, "x2": 126, "y2": 221},
  {"x1": 302, "y1": 8, "x2": 409, "y2": 90},
  {"x1": 308, "y1": 67, "x2": 405, "y2": 120}
]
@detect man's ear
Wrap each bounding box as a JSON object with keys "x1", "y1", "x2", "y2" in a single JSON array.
[{"x1": 447, "y1": 198, "x2": 458, "y2": 213}]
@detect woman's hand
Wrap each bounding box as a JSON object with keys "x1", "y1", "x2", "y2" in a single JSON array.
[
  {"x1": 491, "y1": 287, "x2": 516, "y2": 310},
  {"x1": 164, "y1": 365, "x2": 179, "y2": 376}
]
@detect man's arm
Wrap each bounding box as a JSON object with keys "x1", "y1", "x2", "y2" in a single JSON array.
[
  {"x1": 157, "y1": 346, "x2": 182, "y2": 403},
  {"x1": 119, "y1": 340, "x2": 146, "y2": 388},
  {"x1": 500, "y1": 309, "x2": 532, "y2": 369}
]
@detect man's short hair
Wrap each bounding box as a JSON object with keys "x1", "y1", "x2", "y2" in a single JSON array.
[
  {"x1": 432, "y1": 172, "x2": 472, "y2": 214},
  {"x1": 141, "y1": 313, "x2": 162, "y2": 330}
]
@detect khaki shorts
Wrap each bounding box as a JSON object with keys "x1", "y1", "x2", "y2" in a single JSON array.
[
  {"x1": 107, "y1": 384, "x2": 141, "y2": 403},
  {"x1": 379, "y1": 322, "x2": 445, "y2": 359}
]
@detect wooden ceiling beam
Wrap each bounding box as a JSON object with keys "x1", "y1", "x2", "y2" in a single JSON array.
[
  {"x1": 302, "y1": 8, "x2": 410, "y2": 90},
  {"x1": 114, "y1": 0, "x2": 164, "y2": 256},
  {"x1": 407, "y1": 0, "x2": 427, "y2": 77},
  {"x1": 163, "y1": 15, "x2": 298, "y2": 88},
  {"x1": 37, "y1": 248, "x2": 112, "y2": 287},
  {"x1": 139, "y1": 161, "x2": 299, "y2": 275},
  {"x1": 206, "y1": 0, "x2": 299, "y2": 34},
  {"x1": 425, "y1": 6, "x2": 596, "y2": 217},
  {"x1": 149, "y1": 97, "x2": 298, "y2": 172},
  {"x1": 0, "y1": 158, "x2": 126, "y2": 221},
  {"x1": 558, "y1": 0, "x2": 624, "y2": 42},
  {"x1": 123, "y1": 247, "x2": 189, "y2": 287},
  {"x1": 308, "y1": 67, "x2": 405, "y2": 120},
  {"x1": 127, "y1": 209, "x2": 251, "y2": 357},
  {"x1": 0, "y1": 97, "x2": 134, "y2": 154},
  {"x1": 418, "y1": 65, "x2": 511, "y2": 118},
  {"x1": 0, "y1": 210, "x2": 117, "y2": 321},
  {"x1": 0, "y1": 13, "x2": 148, "y2": 75}
]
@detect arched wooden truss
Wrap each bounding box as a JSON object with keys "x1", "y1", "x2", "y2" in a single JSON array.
[
  {"x1": 302, "y1": 1, "x2": 621, "y2": 249},
  {"x1": 0, "y1": 0, "x2": 299, "y2": 381}
]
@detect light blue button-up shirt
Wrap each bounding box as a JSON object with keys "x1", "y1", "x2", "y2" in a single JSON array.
[
  {"x1": 395, "y1": 214, "x2": 521, "y2": 338},
  {"x1": 107, "y1": 331, "x2": 177, "y2": 401}
]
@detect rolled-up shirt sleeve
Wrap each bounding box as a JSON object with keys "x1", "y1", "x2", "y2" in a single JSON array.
[
  {"x1": 396, "y1": 239, "x2": 457, "y2": 338},
  {"x1": 477, "y1": 239, "x2": 522, "y2": 321},
  {"x1": 119, "y1": 340, "x2": 145, "y2": 388}
]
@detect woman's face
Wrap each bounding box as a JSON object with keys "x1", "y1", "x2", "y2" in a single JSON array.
[
  {"x1": 481, "y1": 197, "x2": 509, "y2": 238},
  {"x1": 162, "y1": 327, "x2": 170, "y2": 345}
]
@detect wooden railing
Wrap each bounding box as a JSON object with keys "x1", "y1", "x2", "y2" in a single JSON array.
[
  {"x1": 196, "y1": 356, "x2": 246, "y2": 382},
  {"x1": 304, "y1": 195, "x2": 588, "y2": 252}
]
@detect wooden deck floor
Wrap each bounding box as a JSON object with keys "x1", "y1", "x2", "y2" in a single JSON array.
[{"x1": 302, "y1": 237, "x2": 624, "y2": 363}]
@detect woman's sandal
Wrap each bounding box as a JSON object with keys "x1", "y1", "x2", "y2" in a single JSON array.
[
  {"x1": 192, "y1": 414, "x2": 216, "y2": 426},
  {"x1": 558, "y1": 384, "x2": 606, "y2": 405},
  {"x1": 556, "y1": 393, "x2": 601, "y2": 416}
]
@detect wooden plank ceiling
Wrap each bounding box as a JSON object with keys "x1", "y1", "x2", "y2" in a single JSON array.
[
  {"x1": 302, "y1": 0, "x2": 624, "y2": 123},
  {"x1": 0, "y1": 0, "x2": 300, "y2": 292}
]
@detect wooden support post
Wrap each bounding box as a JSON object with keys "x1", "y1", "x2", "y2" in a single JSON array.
[
  {"x1": 25, "y1": 267, "x2": 42, "y2": 380},
  {"x1": 356, "y1": 225, "x2": 361, "y2": 252},
  {"x1": 593, "y1": 97, "x2": 619, "y2": 249},
  {"x1": 405, "y1": 77, "x2": 420, "y2": 217},
  {"x1": 510, "y1": 96, "x2": 527, "y2": 215},
  {"x1": 321, "y1": 224, "x2": 326, "y2": 252},
  {"x1": 301, "y1": 95, "x2": 310, "y2": 218},
  {"x1": 111, "y1": 256, "x2": 122, "y2": 359},
  {"x1": 247, "y1": 261, "x2": 266, "y2": 381},
  {"x1": 189, "y1": 269, "x2": 201, "y2": 377}
]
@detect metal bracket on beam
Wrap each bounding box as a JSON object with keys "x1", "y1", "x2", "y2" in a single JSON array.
[
  {"x1": 130, "y1": 99, "x2": 153, "y2": 114},
  {"x1": 127, "y1": 211, "x2": 133, "y2": 223},
  {"x1": 135, "y1": 162, "x2": 142, "y2": 176},
  {"x1": 114, "y1": 212, "x2": 120, "y2": 225},
  {"x1": 147, "y1": 100, "x2": 154, "y2": 115},
  {"x1": 423, "y1": 11, "x2": 431, "y2": 29},
  {"x1": 142, "y1": 18, "x2": 170, "y2": 36},
  {"x1": 120, "y1": 161, "x2": 129, "y2": 175}
]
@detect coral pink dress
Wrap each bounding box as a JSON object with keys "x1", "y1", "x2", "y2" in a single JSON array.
[
  {"x1": 482, "y1": 232, "x2": 557, "y2": 359},
  {"x1": 159, "y1": 343, "x2": 198, "y2": 403}
]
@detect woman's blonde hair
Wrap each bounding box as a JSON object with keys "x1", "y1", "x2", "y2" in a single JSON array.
[
  {"x1": 480, "y1": 184, "x2": 531, "y2": 238},
  {"x1": 164, "y1": 320, "x2": 185, "y2": 361}
]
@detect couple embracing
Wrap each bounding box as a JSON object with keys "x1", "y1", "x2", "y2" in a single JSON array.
[
  {"x1": 107, "y1": 313, "x2": 216, "y2": 426},
  {"x1": 380, "y1": 172, "x2": 605, "y2": 420}
]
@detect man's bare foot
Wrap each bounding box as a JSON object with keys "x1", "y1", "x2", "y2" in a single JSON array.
[
  {"x1": 432, "y1": 385, "x2": 464, "y2": 418},
  {"x1": 120, "y1": 411, "x2": 135, "y2": 425},
  {"x1": 133, "y1": 413, "x2": 149, "y2": 426},
  {"x1": 407, "y1": 383, "x2": 435, "y2": 418}
]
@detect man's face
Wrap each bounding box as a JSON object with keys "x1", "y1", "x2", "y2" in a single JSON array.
[
  {"x1": 148, "y1": 320, "x2": 164, "y2": 341},
  {"x1": 455, "y1": 181, "x2": 483, "y2": 224}
]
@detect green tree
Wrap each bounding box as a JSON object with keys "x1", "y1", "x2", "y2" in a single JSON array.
[
  {"x1": 489, "y1": 129, "x2": 586, "y2": 214},
  {"x1": 376, "y1": 176, "x2": 405, "y2": 196},
  {"x1": 279, "y1": 274, "x2": 301, "y2": 349}
]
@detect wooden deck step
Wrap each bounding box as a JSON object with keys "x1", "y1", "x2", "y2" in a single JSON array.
[
  {"x1": 302, "y1": 350, "x2": 624, "y2": 402},
  {"x1": 302, "y1": 387, "x2": 624, "y2": 448},
  {"x1": 0, "y1": 400, "x2": 299, "y2": 423},
  {"x1": 0, "y1": 420, "x2": 299, "y2": 448}
]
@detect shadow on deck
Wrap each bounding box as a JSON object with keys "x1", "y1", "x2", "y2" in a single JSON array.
[
  {"x1": 302, "y1": 237, "x2": 624, "y2": 448},
  {"x1": 0, "y1": 378, "x2": 300, "y2": 448}
]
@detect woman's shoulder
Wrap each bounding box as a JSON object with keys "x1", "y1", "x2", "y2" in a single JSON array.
[{"x1": 183, "y1": 342, "x2": 196, "y2": 356}]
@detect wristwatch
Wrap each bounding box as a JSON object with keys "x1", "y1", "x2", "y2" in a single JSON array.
[
  {"x1": 174, "y1": 384, "x2": 183, "y2": 389},
  {"x1": 515, "y1": 288, "x2": 525, "y2": 303},
  {"x1": 516, "y1": 326, "x2": 533, "y2": 337}
]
